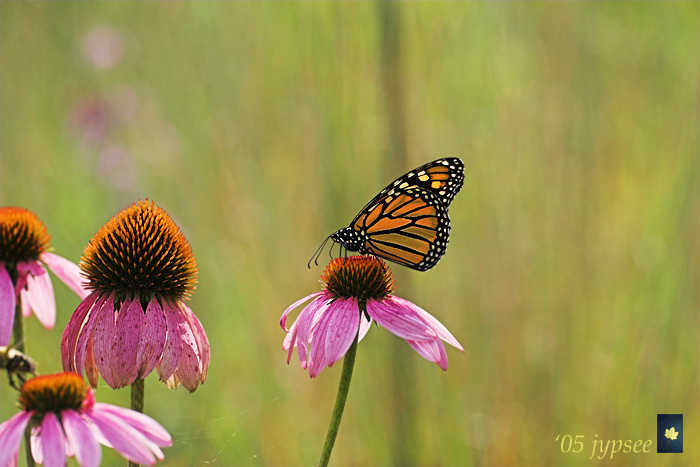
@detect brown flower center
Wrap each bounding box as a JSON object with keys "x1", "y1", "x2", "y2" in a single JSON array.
[
  {"x1": 19, "y1": 373, "x2": 87, "y2": 414},
  {"x1": 321, "y1": 256, "x2": 394, "y2": 301},
  {"x1": 81, "y1": 200, "x2": 197, "y2": 302},
  {"x1": 0, "y1": 207, "x2": 51, "y2": 264}
]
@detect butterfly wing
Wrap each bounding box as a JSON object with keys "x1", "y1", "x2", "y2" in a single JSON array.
[
  {"x1": 351, "y1": 158, "x2": 465, "y2": 220},
  {"x1": 326, "y1": 158, "x2": 464, "y2": 271},
  {"x1": 350, "y1": 186, "x2": 451, "y2": 271}
]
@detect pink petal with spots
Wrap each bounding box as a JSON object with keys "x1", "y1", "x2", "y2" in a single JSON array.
[
  {"x1": 61, "y1": 290, "x2": 100, "y2": 372},
  {"x1": 280, "y1": 292, "x2": 323, "y2": 332},
  {"x1": 75, "y1": 293, "x2": 109, "y2": 378},
  {"x1": 91, "y1": 294, "x2": 119, "y2": 388},
  {"x1": 180, "y1": 303, "x2": 209, "y2": 384},
  {"x1": 136, "y1": 297, "x2": 167, "y2": 379},
  {"x1": 113, "y1": 296, "x2": 144, "y2": 387},
  {"x1": 0, "y1": 265, "x2": 15, "y2": 346},
  {"x1": 41, "y1": 252, "x2": 89, "y2": 299},
  {"x1": 294, "y1": 296, "x2": 329, "y2": 370},
  {"x1": 324, "y1": 298, "x2": 360, "y2": 368},
  {"x1": 157, "y1": 300, "x2": 183, "y2": 382},
  {"x1": 170, "y1": 305, "x2": 202, "y2": 392}
]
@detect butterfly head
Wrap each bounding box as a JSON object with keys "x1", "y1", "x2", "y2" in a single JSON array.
[{"x1": 330, "y1": 227, "x2": 364, "y2": 253}]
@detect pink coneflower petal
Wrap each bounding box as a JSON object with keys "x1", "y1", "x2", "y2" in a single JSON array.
[
  {"x1": 74, "y1": 293, "x2": 109, "y2": 376},
  {"x1": 157, "y1": 301, "x2": 185, "y2": 383},
  {"x1": 0, "y1": 264, "x2": 15, "y2": 346},
  {"x1": 295, "y1": 296, "x2": 329, "y2": 369},
  {"x1": 170, "y1": 310, "x2": 201, "y2": 392},
  {"x1": 86, "y1": 410, "x2": 161, "y2": 465},
  {"x1": 366, "y1": 299, "x2": 437, "y2": 342},
  {"x1": 114, "y1": 297, "x2": 144, "y2": 387},
  {"x1": 391, "y1": 296, "x2": 464, "y2": 351},
  {"x1": 92, "y1": 294, "x2": 119, "y2": 388},
  {"x1": 136, "y1": 297, "x2": 167, "y2": 378},
  {"x1": 358, "y1": 315, "x2": 372, "y2": 342},
  {"x1": 181, "y1": 302, "x2": 209, "y2": 383},
  {"x1": 406, "y1": 339, "x2": 449, "y2": 370},
  {"x1": 324, "y1": 298, "x2": 361, "y2": 367},
  {"x1": 30, "y1": 426, "x2": 43, "y2": 465},
  {"x1": 38, "y1": 412, "x2": 66, "y2": 467},
  {"x1": 41, "y1": 252, "x2": 89, "y2": 299},
  {"x1": 61, "y1": 409, "x2": 101, "y2": 467},
  {"x1": 20, "y1": 261, "x2": 56, "y2": 329},
  {"x1": 280, "y1": 292, "x2": 323, "y2": 332},
  {"x1": 0, "y1": 411, "x2": 32, "y2": 467},
  {"x1": 61, "y1": 290, "x2": 100, "y2": 372},
  {"x1": 85, "y1": 336, "x2": 100, "y2": 388},
  {"x1": 94, "y1": 403, "x2": 172, "y2": 447}
]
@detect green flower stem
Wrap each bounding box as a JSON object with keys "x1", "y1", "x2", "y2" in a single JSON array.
[
  {"x1": 128, "y1": 378, "x2": 145, "y2": 467},
  {"x1": 318, "y1": 333, "x2": 358, "y2": 467},
  {"x1": 11, "y1": 295, "x2": 34, "y2": 467}
]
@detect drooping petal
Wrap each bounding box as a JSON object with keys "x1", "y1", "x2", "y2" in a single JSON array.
[
  {"x1": 0, "y1": 411, "x2": 32, "y2": 467},
  {"x1": 75, "y1": 292, "x2": 109, "y2": 377},
  {"x1": 38, "y1": 412, "x2": 66, "y2": 467},
  {"x1": 323, "y1": 298, "x2": 360, "y2": 368},
  {"x1": 61, "y1": 410, "x2": 101, "y2": 467},
  {"x1": 21, "y1": 261, "x2": 56, "y2": 329},
  {"x1": 280, "y1": 292, "x2": 323, "y2": 332},
  {"x1": 157, "y1": 300, "x2": 184, "y2": 382},
  {"x1": 357, "y1": 315, "x2": 372, "y2": 343},
  {"x1": 40, "y1": 252, "x2": 89, "y2": 299},
  {"x1": 113, "y1": 296, "x2": 144, "y2": 387},
  {"x1": 180, "y1": 302, "x2": 209, "y2": 384},
  {"x1": 61, "y1": 290, "x2": 100, "y2": 372},
  {"x1": 30, "y1": 425, "x2": 43, "y2": 465},
  {"x1": 136, "y1": 297, "x2": 167, "y2": 379},
  {"x1": 85, "y1": 336, "x2": 100, "y2": 388},
  {"x1": 93, "y1": 403, "x2": 172, "y2": 447},
  {"x1": 294, "y1": 296, "x2": 330, "y2": 369},
  {"x1": 0, "y1": 264, "x2": 15, "y2": 346},
  {"x1": 85, "y1": 409, "x2": 160, "y2": 465},
  {"x1": 366, "y1": 299, "x2": 437, "y2": 342},
  {"x1": 390, "y1": 296, "x2": 464, "y2": 351},
  {"x1": 91, "y1": 294, "x2": 119, "y2": 388},
  {"x1": 169, "y1": 305, "x2": 202, "y2": 392},
  {"x1": 308, "y1": 299, "x2": 351, "y2": 378},
  {"x1": 406, "y1": 338, "x2": 449, "y2": 370}
]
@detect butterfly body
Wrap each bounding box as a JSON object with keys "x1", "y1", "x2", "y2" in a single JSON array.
[{"x1": 325, "y1": 158, "x2": 464, "y2": 271}]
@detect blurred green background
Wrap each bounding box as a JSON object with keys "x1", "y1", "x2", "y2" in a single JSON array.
[{"x1": 2, "y1": 2, "x2": 698, "y2": 466}]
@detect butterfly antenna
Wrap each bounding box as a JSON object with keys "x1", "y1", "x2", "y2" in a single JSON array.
[{"x1": 308, "y1": 235, "x2": 331, "y2": 269}]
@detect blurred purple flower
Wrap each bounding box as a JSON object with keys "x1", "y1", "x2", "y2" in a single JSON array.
[{"x1": 82, "y1": 25, "x2": 125, "y2": 70}]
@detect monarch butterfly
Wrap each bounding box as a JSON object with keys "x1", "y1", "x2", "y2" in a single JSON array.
[{"x1": 310, "y1": 158, "x2": 464, "y2": 271}]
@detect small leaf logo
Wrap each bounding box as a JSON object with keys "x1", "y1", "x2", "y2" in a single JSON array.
[{"x1": 665, "y1": 427, "x2": 678, "y2": 441}]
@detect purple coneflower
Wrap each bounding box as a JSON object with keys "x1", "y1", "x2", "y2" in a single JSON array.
[
  {"x1": 0, "y1": 372, "x2": 172, "y2": 467},
  {"x1": 281, "y1": 256, "x2": 464, "y2": 466},
  {"x1": 61, "y1": 200, "x2": 209, "y2": 392},
  {"x1": 0, "y1": 207, "x2": 87, "y2": 345},
  {"x1": 281, "y1": 256, "x2": 463, "y2": 377}
]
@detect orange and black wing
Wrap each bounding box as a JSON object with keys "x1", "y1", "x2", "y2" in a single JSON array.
[{"x1": 350, "y1": 186, "x2": 450, "y2": 271}]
